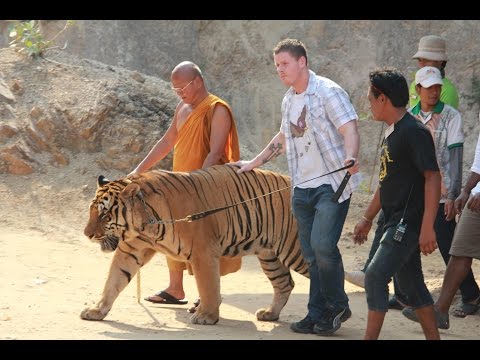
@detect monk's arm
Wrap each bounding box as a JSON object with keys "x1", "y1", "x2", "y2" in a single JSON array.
[{"x1": 203, "y1": 104, "x2": 232, "y2": 168}]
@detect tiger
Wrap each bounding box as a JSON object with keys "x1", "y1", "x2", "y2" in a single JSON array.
[{"x1": 81, "y1": 164, "x2": 309, "y2": 325}]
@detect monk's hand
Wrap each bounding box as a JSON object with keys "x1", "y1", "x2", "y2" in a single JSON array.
[
  {"x1": 419, "y1": 227, "x2": 438, "y2": 256},
  {"x1": 353, "y1": 217, "x2": 371, "y2": 245}
]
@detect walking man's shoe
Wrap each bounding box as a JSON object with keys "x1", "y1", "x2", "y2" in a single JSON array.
[
  {"x1": 313, "y1": 308, "x2": 348, "y2": 336},
  {"x1": 290, "y1": 315, "x2": 316, "y2": 334},
  {"x1": 290, "y1": 308, "x2": 352, "y2": 335},
  {"x1": 402, "y1": 306, "x2": 450, "y2": 329}
]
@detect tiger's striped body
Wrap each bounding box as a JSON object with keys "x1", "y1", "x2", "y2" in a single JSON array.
[{"x1": 81, "y1": 164, "x2": 308, "y2": 325}]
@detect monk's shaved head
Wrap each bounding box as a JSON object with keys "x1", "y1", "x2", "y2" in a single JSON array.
[
  {"x1": 171, "y1": 61, "x2": 203, "y2": 81},
  {"x1": 170, "y1": 61, "x2": 208, "y2": 106}
]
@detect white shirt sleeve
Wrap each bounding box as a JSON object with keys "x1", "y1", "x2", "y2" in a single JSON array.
[{"x1": 446, "y1": 109, "x2": 464, "y2": 148}]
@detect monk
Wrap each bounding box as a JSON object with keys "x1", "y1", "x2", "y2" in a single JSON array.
[{"x1": 129, "y1": 61, "x2": 241, "y2": 311}]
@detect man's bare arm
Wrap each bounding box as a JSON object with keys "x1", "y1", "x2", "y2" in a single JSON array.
[
  {"x1": 353, "y1": 186, "x2": 381, "y2": 245},
  {"x1": 338, "y1": 119, "x2": 360, "y2": 174},
  {"x1": 457, "y1": 170, "x2": 480, "y2": 212},
  {"x1": 419, "y1": 170, "x2": 441, "y2": 255},
  {"x1": 232, "y1": 131, "x2": 286, "y2": 173},
  {"x1": 263, "y1": 141, "x2": 284, "y2": 164}
]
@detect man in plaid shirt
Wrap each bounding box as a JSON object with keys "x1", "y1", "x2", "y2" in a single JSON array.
[{"x1": 231, "y1": 38, "x2": 360, "y2": 336}]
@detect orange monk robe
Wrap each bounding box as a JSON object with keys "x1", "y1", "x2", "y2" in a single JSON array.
[
  {"x1": 168, "y1": 94, "x2": 242, "y2": 276},
  {"x1": 173, "y1": 94, "x2": 240, "y2": 172}
]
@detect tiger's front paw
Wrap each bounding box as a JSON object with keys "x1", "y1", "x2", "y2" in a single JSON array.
[
  {"x1": 190, "y1": 310, "x2": 219, "y2": 325},
  {"x1": 80, "y1": 307, "x2": 107, "y2": 321},
  {"x1": 256, "y1": 308, "x2": 279, "y2": 321}
]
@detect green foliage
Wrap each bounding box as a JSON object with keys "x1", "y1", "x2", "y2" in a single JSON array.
[
  {"x1": 8, "y1": 20, "x2": 76, "y2": 58},
  {"x1": 8, "y1": 20, "x2": 45, "y2": 57}
]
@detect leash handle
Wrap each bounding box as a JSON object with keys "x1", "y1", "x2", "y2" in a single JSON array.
[{"x1": 330, "y1": 160, "x2": 354, "y2": 203}]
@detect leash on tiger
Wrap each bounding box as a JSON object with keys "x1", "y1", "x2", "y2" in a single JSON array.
[
  {"x1": 134, "y1": 160, "x2": 354, "y2": 303},
  {"x1": 137, "y1": 159, "x2": 355, "y2": 225}
]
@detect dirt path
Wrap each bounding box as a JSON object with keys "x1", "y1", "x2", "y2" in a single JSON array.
[{"x1": 1, "y1": 210, "x2": 479, "y2": 340}]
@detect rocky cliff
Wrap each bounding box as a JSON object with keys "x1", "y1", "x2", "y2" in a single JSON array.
[{"x1": 1, "y1": 20, "x2": 479, "y2": 183}]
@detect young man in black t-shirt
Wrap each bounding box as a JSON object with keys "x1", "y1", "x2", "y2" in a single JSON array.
[{"x1": 352, "y1": 68, "x2": 441, "y2": 340}]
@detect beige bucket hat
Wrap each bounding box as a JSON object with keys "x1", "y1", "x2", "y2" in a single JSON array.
[{"x1": 412, "y1": 35, "x2": 448, "y2": 61}]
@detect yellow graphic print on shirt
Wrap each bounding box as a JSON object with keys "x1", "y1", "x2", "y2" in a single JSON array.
[{"x1": 379, "y1": 141, "x2": 393, "y2": 182}]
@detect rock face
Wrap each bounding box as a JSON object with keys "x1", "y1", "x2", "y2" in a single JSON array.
[
  {"x1": 1, "y1": 20, "x2": 480, "y2": 181},
  {"x1": 0, "y1": 49, "x2": 177, "y2": 175}
]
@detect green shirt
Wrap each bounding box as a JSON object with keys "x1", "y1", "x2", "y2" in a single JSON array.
[{"x1": 409, "y1": 76, "x2": 459, "y2": 109}]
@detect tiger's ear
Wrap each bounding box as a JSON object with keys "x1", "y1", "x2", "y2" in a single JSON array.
[
  {"x1": 119, "y1": 182, "x2": 141, "y2": 201},
  {"x1": 97, "y1": 175, "x2": 110, "y2": 187}
]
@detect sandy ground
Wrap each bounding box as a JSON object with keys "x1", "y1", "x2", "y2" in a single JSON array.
[{"x1": 1, "y1": 158, "x2": 479, "y2": 340}]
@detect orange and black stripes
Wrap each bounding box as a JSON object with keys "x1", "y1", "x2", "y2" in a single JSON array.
[{"x1": 87, "y1": 165, "x2": 309, "y2": 283}]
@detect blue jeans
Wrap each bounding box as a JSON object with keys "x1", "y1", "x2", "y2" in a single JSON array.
[
  {"x1": 365, "y1": 225, "x2": 433, "y2": 312},
  {"x1": 369, "y1": 206, "x2": 480, "y2": 304},
  {"x1": 292, "y1": 185, "x2": 350, "y2": 322}
]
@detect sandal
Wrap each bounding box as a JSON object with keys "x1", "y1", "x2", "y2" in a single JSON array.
[
  {"x1": 452, "y1": 297, "x2": 480, "y2": 318},
  {"x1": 144, "y1": 290, "x2": 188, "y2": 305}
]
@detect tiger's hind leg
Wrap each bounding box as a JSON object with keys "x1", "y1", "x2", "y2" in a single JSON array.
[
  {"x1": 255, "y1": 250, "x2": 294, "y2": 321},
  {"x1": 80, "y1": 247, "x2": 155, "y2": 321}
]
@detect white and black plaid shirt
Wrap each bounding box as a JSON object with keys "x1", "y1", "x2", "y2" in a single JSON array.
[{"x1": 280, "y1": 70, "x2": 361, "y2": 202}]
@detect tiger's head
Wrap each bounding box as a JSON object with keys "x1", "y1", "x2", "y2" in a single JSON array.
[{"x1": 84, "y1": 175, "x2": 132, "y2": 252}]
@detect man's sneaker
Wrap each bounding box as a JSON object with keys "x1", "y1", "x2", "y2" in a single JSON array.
[
  {"x1": 344, "y1": 270, "x2": 365, "y2": 288},
  {"x1": 340, "y1": 307, "x2": 352, "y2": 322},
  {"x1": 313, "y1": 308, "x2": 347, "y2": 336},
  {"x1": 290, "y1": 308, "x2": 352, "y2": 335},
  {"x1": 290, "y1": 315, "x2": 316, "y2": 334},
  {"x1": 402, "y1": 306, "x2": 450, "y2": 330}
]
